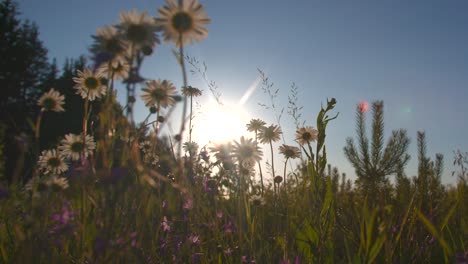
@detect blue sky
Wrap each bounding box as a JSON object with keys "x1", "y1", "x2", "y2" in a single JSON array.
[{"x1": 16, "y1": 0, "x2": 468, "y2": 184}]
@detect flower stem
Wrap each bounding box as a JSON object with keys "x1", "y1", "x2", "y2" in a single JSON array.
[
  {"x1": 34, "y1": 109, "x2": 44, "y2": 142},
  {"x1": 178, "y1": 36, "x2": 188, "y2": 159},
  {"x1": 33, "y1": 109, "x2": 44, "y2": 179},
  {"x1": 255, "y1": 131, "x2": 264, "y2": 194},
  {"x1": 283, "y1": 158, "x2": 289, "y2": 190},
  {"x1": 83, "y1": 98, "x2": 89, "y2": 136},
  {"x1": 270, "y1": 140, "x2": 276, "y2": 180},
  {"x1": 189, "y1": 94, "x2": 193, "y2": 142}
]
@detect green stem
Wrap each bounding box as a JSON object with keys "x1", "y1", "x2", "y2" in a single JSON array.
[
  {"x1": 34, "y1": 109, "x2": 44, "y2": 142},
  {"x1": 83, "y1": 98, "x2": 89, "y2": 136},
  {"x1": 178, "y1": 36, "x2": 188, "y2": 159},
  {"x1": 255, "y1": 131, "x2": 264, "y2": 194},
  {"x1": 283, "y1": 158, "x2": 289, "y2": 190},
  {"x1": 270, "y1": 140, "x2": 276, "y2": 180},
  {"x1": 33, "y1": 109, "x2": 44, "y2": 179},
  {"x1": 189, "y1": 95, "x2": 193, "y2": 142}
]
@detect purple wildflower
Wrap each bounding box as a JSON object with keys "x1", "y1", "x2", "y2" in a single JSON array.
[
  {"x1": 216, "y1": 211, "x2": 223, "y2": 219},
  {"x1": 115, "y1": 237, "x2": 125, "y2": 246},
  {"x1": 243, "y1": 256, "x2": 256, "y2": 263},
  {"x1": 93, "y1": 236, "x2": 108, "y2": 256},
  {"x1": 191, "y1": 252, "x2": 203, "y2": 263},
  {"x1": 223, "y1": 219, "x2": 236, "y2": 234},
  {"x1": 130, "y1": 231, "x2": 139, "y2": 248},
  {"x1": 0, "y1": 185, "x2": 9, "y2": 199},
  {"x1": 188, "y1": 234, "x2": 201, "y2": 245},
  {"x1": 200, "y1": 150, "x2": 209, "y2": 162},
  {"x1": 455, "y1": 251, "x2": 468, "y2": 264},
  {"x1": 183, "y1": 197, "x2": 194, "y2": 210},
  {"x1": 161, "y1": 216, "x2": 171, "y2": 232},
  {"x1": 224, "y1": 247, "x2": 233, "y2": 256},
  {"x1": 49, "y1": 202, "x2": 79, "y2": 235}
]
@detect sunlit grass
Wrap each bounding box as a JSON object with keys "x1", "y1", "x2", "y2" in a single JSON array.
[{"x1": 0, "y1": 0, "x2": 467, "y2": 263}]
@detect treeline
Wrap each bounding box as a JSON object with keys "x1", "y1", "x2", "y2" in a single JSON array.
[{"x1": 0, "y1": 0, "x2": 96, "y2": 182}]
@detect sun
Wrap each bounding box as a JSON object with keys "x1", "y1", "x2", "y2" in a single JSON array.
[{"x1": 192, "y1": 101, "x2": 250, "y2": 146}]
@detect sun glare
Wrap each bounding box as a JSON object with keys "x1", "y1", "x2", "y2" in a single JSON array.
[{"x1": 192, "y1": 101, "x2": 250, "y2": 146}]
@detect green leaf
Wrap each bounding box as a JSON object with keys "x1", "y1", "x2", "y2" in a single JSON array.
[
  {"x1": 295, "y1": 220, "x2": 318, "y2": 260},
  {"x1": 368, "y1": 234, "x2": 386, "y2": 263},
  {"x1": 441, "y1": 202, "x2": 457, "y2": 231},
  {"x1": 416, "y1": 210, "x2": 452, "y2": 256}
]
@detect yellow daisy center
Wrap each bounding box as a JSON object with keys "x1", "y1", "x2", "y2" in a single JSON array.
[
  {"x1": 172, "y1": 11, "x2": 193, "y2": 33},
  {"x1": 127, "y1": 24, "x2": 150, "y2": 43},
  {"x1": 47, "y1": 157, "x2": 61, "y2": 167},
  {"x1": 42, "y1": 97, "x2": 57, "y2": 110},
  {"x1": 71, "y1": 142, "x2": 85, "y2": 153},
  {"x1": 105, "y1": 38, "x2": 123, "y2": 54},
  {"x1": 284, "y1": 149, "x2": 295, "y2": 157},
  {"x1": 151, "y1": 88, "x2": 166, "y2": 102},
  {"x1": 238, "y1": 146, "x2": 254, "y2": 159},
  {"x1": 302, "y1": 132, "x2": 311, "y2": 141},
  {"x1": 84, "y1": 77, "x2": 99, "y2": 90}
]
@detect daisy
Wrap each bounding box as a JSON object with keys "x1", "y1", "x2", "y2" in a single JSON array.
[
  {"x1": 295, "y1": 126, "x2": 318, "y2": 146},
  {"x1": 119, "y1": 9, "x2": 159, "y2": 50},
  {"x1": 274, "y1": 175, "x2": 283, "y2": 184},
  {"x1": 98, "y1": 56, "x2": 130, "y2": 81},
  {"x1": 59, "y1": 134, "x2": 96, "y2": 161},
  {"x1": 90, "y1": 24, "x2": 129, "y2": 60},
  {"x1": 233, "y1": 137, "x2": 262, "y2": 169},
  {"x1": 258, "y1": 124, "x2": 282, "y2": 144},
  {"x1": 47, "y1": 176, "x2": 69, "y2": 190},
  {"x1": 24, "y1": 177, "x2": 39, "y2": 192},
  {"x1": 139, "y1": 140, "x2": 152, "y2": 153},
  {"x1": 24, "y1": 177, "x2": 48, "y2": 198},
  {"x1": 278, "y1": 144, "x2": 301, "y2": 160},
  {"x1": 183, "y1": 141, "x2": 199, "y2": 156},
  {"x1": 155, "y1": 0, "x2": 211, "y2": 47},
  {"x1": 73, "y1": 68, "x2": 107, "y2": 101},
  {"x1": 209, "y1": 142, "x2": 233, "y2": 162},
  {"x1": 246, "y1": 118, "x2": 266, "y2": 133},
  {"x1": 181, "y1": 85, "x2": 202, "y2": 97},
  {"x1": 37, "y1": 88, "x2": 65, "y2": 112},
  {"x1": 38, "y1": 149, "x2": 68, "y2": 174},
  {"x1": 140, "y1": 79, "x2": 177, "y2": 108},
  {"x1": 143, "y1": 152, "x2": 160, "y2": 166},
  {"x1": 249, "y1": 194, "x2": 266, "y2": 206}
]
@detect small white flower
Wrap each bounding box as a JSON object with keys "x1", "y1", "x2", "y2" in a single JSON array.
[
  {"x1": 155, "y1": 0, "x2": 211, "y2": 47},
  {"x1": 139, "y1": 140, "x2": 152, "y2": 153},
  {"x1": 73, "y1": 68, "x2": 107, "y2": 101},
  {"x1": 37, "y1": 88, "x2": 65, "y2": 112},
  {"x1": 47, "y1": 176, "x2": 69, "y2": 190},
  {"x1": 140, "y1": 79, "x2": 177, "y2": 108},
  {"x1": 233, "y1": 137, "x2": 263, "y2": 166},
  {"x1": 38, "y1": 149, "x2": 68, "y2": 174},
  {"x1": 295, "y1": 126, "x2": 318, "y2": 146},
  {"x1": 144, "y1": 152, "x2": 160, "y2": 166},
  {"x1": 119, "y1": 9, "x2": 159, "y2": 50},
  {"x1": 59, "y1": 134, "x2": 96, "y2": 161},
  {"x1": 98, "y1": 56, "x2": 130, "y2": 81},
  {"x1": 91, "y1": 24, "x2": 129, "y2": 58}
]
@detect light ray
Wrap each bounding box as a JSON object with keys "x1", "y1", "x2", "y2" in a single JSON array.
[{"x1": 239, "y1": 77, "x2": 261, "y2": 105}]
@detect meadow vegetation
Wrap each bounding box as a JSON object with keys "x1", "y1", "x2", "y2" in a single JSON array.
[{"x1": 0, "y1": 0, "x2": 466, "y2": 263}]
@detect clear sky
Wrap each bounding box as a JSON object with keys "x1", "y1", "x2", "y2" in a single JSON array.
[{"x1": 16, "y1": 0, "x2": 468, "y2": 184}]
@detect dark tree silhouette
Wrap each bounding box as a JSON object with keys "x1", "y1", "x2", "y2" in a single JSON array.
[
  {"x1": 414, "y1": 131, "x2": 444, "y2": 215},
  {"x1": 38, "y1": 57, "x2": 89, "y2": 149},
  {"x1": 0, "y1": 0, "x2": 49, "y2": 109},
  {"x1": 0, "y1": 0, "x2": 50, "y2": 182},
  {"x1": 343, "y1": 101, "x2": 411, "y2": 200}
]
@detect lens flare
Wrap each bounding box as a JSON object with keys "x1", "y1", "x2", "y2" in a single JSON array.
[{"x1": 358, "y1": 100, "x2": 370, "y2": 113}]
